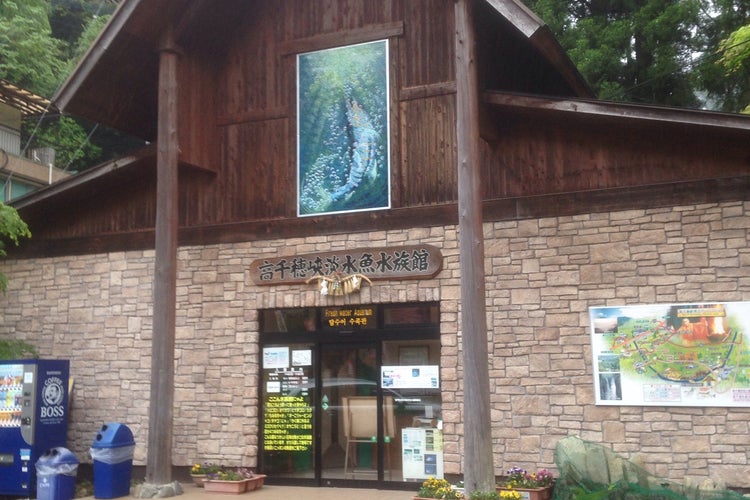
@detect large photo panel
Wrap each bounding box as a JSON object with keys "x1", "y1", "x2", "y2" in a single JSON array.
[{"x1": 297, "y1": 40, "x2": 391, "y2": 216}]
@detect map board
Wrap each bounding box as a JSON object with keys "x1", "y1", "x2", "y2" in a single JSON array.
[{"x1": 590, "y1": 302, "x2": 750, "y2": 407}]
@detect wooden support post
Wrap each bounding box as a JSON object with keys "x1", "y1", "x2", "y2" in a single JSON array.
[
  {"x1": 146, "y1": 26, "x2": 179, "y2": 487},
  {"x1": 455, "y1": 0, "x2": 495, "y2": 495}
]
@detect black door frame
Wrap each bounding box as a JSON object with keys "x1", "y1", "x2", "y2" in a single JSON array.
[
  {"x1": 316, "y1": 340, "x2": 385, "y2": 487},
  {"x1": 258, "y1": 303, "x2": 440, "y2": 489}
]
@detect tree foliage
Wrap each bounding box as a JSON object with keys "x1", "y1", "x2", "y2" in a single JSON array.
[
  {"x1": 522, "y1": 0, "x2": 750, "y2": 112},
  {"x1": 0, "y1": 202, "x2": 31, "y2": 293},
  {"x1": 690, "y1": 0, "x2": 750, "y2": 113},
  {"x1": 717, "y1": 23, "x2": 750, "y2": 112},
  {"x1": 23, "y1": 115, "x2": 102, "y2": 171},
  {"x1": 0, "y1": 339, "x2": 38, "y2": 359},
  {"x1": 0, "y1": 0, "x2": 134, "y2": 173},
  {"x1": 719, "y1": 25, "x2": 750, "y2": 74},
  {"x1": 0, "y1": 0, "x2": 66, "y2": 96}
]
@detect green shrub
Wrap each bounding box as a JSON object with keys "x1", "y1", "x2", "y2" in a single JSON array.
[{"x1": 0, "y1": 339, "x2": 38, "y2": 359}]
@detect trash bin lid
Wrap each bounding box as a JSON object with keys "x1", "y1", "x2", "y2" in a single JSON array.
[
  {"x1": 91, "y1": 422, "x2": 135, "y2": 448},
  {"x1": 36, "y1": 447, "x2": 79, "y2": 466}
]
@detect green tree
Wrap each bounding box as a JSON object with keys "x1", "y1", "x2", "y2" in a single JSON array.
[
  {"x1": 524, "y1": 0, "x2": 702, "y2": 107},
  {"x1": 523, "y1": 0, "x2": 750, "y2": 112},
  {"x1": 1, "y1": 0, "x2": 140, "y2": 174},
  {"x1": 691, "y1": 0, "x2": 750, "y2": 113},
  {"x1": 0, "y1": 202, "x2": 31, "y2": 293},
  {"x1": 50, "y1": 0, "x2": 117, "y2": 62},
  {"x1": 0, "y1": 0, "x2": 66, "y2": 96},
  {"x1": 716, "y1": 23, "x2": 750, "y2": 112},
  {"x1": 23, "y1": 115, "x2": 102, "y2": 172}
]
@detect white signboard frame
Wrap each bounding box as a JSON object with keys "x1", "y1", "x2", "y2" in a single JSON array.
[
  {"x1": 590, "y1": 301, "x2": 750, "y2": 407},
  {"x1": 381, "y1": 365, "x2": 439, "y2": 389}
]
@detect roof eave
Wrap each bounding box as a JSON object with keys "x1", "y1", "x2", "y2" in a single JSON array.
[
  {"x1": 483, "y1": 90, "x2": 750, "y2": 130},
  {"x1": 52, "y1": 0, "x2": 145, "y2": 113},
  {"x1": 483, "y1": 0, "x2": 594, "y2": 98}
]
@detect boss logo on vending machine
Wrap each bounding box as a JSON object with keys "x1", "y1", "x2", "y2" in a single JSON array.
[{"x1": 40, "y1": 376, "x2": 65, "y2": 420}]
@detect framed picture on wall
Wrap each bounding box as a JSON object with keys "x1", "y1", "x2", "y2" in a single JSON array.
[{"x1": 297, "y1": 39, "x2": 391, "y2": 216}]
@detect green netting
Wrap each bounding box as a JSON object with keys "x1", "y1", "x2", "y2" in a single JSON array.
[{"x1": 552, "y1": 436, "x2": 746, "y2": 500}]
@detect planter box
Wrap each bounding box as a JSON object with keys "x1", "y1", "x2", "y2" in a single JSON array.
[
  {"x1": 497, "y1": 487, "x2": 553, "y2": 500},
  {"x1": 204, "y1": 480, "x2": 247, "y2": 494},
  {"x1": 190, "y1": 474, "x2": 207, "y2": 487},
  {"x1": 245, "y1": 475, "x2": 266, "y2": 491}
]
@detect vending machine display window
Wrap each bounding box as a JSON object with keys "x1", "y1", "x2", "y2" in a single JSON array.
[{"x1": 0, "y1": 360, "x2": 71, "y2": 496}]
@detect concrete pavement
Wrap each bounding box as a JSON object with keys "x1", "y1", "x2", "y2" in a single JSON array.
[
  {"x1": 180, "y1": 483, "x2": 415, "y2": 500},
  {"x1": 82, "y1": 482, "x2": 417, "y2": 500}
]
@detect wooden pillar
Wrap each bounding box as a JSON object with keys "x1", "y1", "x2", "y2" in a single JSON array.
[
  {"x1": 455, "y1": 0, "x2": 495, "y2": 494},
  {"x1": 147, "y1": 26, "x2": 179, "y2": 486}
]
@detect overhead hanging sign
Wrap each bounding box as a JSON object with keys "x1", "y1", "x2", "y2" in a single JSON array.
[{"x1": 249, "y1": 244, "x2": 442, "y2": 285}]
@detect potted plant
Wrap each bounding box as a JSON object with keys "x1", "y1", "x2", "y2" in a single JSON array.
[
  {"x1": 190, "y1": 462, "x2": 220, "y2": 487},
  {"x1": 469, "y1": 492, "x2": 500, "y2": 500},
  {"x1": 497, "y1": 467, "x2": 555, "y2": 500},
  {"x1": 237, "y1": 468, "x2": 267, "y2": 491},
  {"x1": 415, "y1": 477, "x2": 465, "y2": 500},
  {"x1": 204, "y1": 468, "x2": 249, "y2": 494},
  {"x1": 202, "y1": 466, "x2": 267, "y2": 494},
  {"x1": 497, "y1": 491, "x2": 521, "y2": 500}
]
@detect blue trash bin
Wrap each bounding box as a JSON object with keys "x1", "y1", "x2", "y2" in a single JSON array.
[
  {"x1": 36, "y1": 447, "x2": 79, "y2": 500},
  {"x1": 90, "y1": 423, "x2": 135, "y2": 499}
]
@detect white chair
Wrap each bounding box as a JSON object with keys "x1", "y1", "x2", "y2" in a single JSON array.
[{"x1": 342, "y1": 395, "x2": 394, "y2": 479}]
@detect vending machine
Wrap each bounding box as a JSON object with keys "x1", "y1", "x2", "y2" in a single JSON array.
[{"x1": 0, "y1": 359, "x2": 71, "y2": 496}]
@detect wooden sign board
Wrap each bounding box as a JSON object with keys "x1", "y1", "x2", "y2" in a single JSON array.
[{"x1": 249, "y1": 244, "x2": 442, "y2": 285}]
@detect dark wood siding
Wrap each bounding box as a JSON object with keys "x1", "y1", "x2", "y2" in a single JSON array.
[
  {"x1": 191, "y1": 0, "x2": 462, "y2": 224},
  {"x1": 481, "y1": 107, "x2": 750, "y2": 198},
  {"x1": 399, "y1": 94, "x2": 457, "y2": 205},
  {"x1": 13, "y1": 0, "x2": 750, "y2": 257}
]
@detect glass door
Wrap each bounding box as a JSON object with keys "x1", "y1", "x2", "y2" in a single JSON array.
[
  {"x1": 258, "y1": 303, "x2": 442, "y2": 485},
  {"x1": 260, "y1": 343, "x2": 316, "y2": 479},
  {"x1": 319, "y1": 343, "x2": 386, "y2": 482}
]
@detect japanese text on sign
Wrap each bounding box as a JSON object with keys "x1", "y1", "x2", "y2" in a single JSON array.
[
  {"x1": 263, "y1": 395, "x2": 313, "y2": 451},
  {"x1": 249, "y1": 245, "x2": 442, "y2": 285}
]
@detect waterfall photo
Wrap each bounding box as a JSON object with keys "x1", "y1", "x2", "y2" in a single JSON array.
[{"x1": 297, "y1": 40, "x2": 391, "y2": 216}]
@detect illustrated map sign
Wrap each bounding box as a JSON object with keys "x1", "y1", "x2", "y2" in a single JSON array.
[
  {"x1": 590, "y1": 302, "x2": 750, "y2": 407},
  {"x1": 249, "y1": 245, "x2": 442, "y2": 285}
]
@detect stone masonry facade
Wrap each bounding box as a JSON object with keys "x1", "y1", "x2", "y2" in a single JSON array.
[{"x1": 1, "y1": 200, "x2": 748, "y2": 487}]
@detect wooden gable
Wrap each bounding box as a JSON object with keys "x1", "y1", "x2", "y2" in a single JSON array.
[{"x1": 10, "y1": 0, "x2": 750, "y2": 258}]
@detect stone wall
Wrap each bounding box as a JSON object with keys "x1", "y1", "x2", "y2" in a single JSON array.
[
  {"x1": 0, "y1": 201, "x2": 748, "y2": 487},
  {"x1": 483, "y1": 202, "x2": 750, "y2": 487}
]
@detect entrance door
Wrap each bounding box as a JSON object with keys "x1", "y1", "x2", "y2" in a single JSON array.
[
  {"x1": 319, "y1": 344, "x2": 390, "y2": 482},
  {"x1": 258, "y1": 303, "x2": 443, "y2": 486}
]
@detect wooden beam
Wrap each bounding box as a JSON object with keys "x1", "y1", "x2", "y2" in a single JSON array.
[
  {"x1": 12, "y1": 175, "x2": 750, "y2": 259},
  {"x1": 11, "y1": 145, "x2": 156, "y2": 210},
  {"x1": 483, "y1": 91, "x2": 750, "y2": 130},
  {"x1": 455, "y1": 0, "x2": 495, "y2": 494},
  {"x1": 281, "y1": 21, "x2": 404, "y2": 55},
  {"x1": 146, "y1": 25, "x2": 179, "y2": 487},
  {"x1": 398, "y1": 81, "x2": 457, "y2": 102}
]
